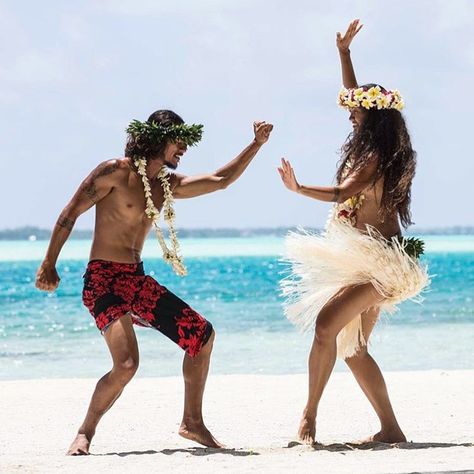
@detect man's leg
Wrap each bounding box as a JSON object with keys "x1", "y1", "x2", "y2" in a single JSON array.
[
  {"x1": 344, "y1": 307, "x2": 406, "y2": 443},
  {"x1": 67, "y1": 314, "x2": 139, "y2": 455},
  {"x1": 178, "y1": 330, "x2": 223, "y2": 448},
  {"x1": 298, "y1": 283, "x2": 384, "y2": 444}
]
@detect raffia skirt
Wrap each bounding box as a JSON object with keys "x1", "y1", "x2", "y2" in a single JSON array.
[{"x1": 280, "y1": 221, "x2": 430, "y2": 359}]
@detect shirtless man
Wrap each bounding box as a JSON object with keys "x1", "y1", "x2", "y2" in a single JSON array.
[
  {"x1": 35, "y1": 109, "x2": 273, "y2": 454},
  {"x1": 278, "y1": 20, "x2": 428, "y2": 444}
]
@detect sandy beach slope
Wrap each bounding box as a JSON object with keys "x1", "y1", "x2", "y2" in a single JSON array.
[{"x1": 1, "y1": 371, "x2": 473, "y2": 473}]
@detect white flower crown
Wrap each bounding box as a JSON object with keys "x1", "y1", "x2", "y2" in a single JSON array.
[{"x1": 338, "y1": 85, "x2": 404, "y2": 111}]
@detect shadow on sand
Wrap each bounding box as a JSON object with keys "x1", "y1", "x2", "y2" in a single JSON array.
[
  {"x1": 98, "y1": 447, "x2": 260, "y2": 457},
  {"x1": 96, "y1": 441, "x2": 473, "y2": 458},
  {"x1": 286, "y1": 440, "x2": 474, "y2": 452}
]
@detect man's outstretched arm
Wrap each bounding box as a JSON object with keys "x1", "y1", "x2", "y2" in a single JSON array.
[
  {"x1": 336, "y1": 19, "x2": 363, "y2": 89},
  {"x1": 35, "y1": 160, "x2": 120, "y2": 292},
  {"x1": 172, "y1": 121, "x2": 273, "y2": 199}
]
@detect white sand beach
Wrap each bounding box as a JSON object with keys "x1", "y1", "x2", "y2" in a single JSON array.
[{"x1": 1, "y1": 371, "x2": 473, "y2": 474}]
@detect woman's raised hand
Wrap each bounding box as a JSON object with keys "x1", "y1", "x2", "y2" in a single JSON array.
[
  {"x1": 278, "y1": 158, "x2": 300, "y2": 193},
  {"x1": 336, "y1": 19, "x2": 363, "y2": 54}
]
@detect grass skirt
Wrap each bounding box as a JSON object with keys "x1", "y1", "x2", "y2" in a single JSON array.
[{"x1": 280, "y1": 221, "x2": 430, "y2": 359}]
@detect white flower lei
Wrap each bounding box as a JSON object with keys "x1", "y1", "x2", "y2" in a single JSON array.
[{"x1": 134, "y1": 157, "x2": 187, "y2": 276}]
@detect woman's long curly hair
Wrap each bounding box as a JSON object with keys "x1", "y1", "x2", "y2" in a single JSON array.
[
  {"x1": 336, "y1": 84, "x2": 417, "y2": 229},
  {"x1": 125, "y1": 109, "x2": 184, "y2": 160}
]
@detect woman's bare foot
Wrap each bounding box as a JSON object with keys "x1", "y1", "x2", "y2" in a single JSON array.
[
  {"x1": 360, "y1": 426, "x2": 407, "y2": 444},
  {"x1": 179, "y1": 419, "x2": 224, "y2": 448},
  {"x1": 67, "y1": 433, "x2": 91, "y2": 455},
  {"x1": 298, "y1": 416, "x2": 316, "y2": 445}
]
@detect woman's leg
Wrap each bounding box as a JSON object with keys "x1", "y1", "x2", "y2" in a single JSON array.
[
  {"x1": 344, "y1": 307, "x2": 406, "y2": 443},
  {"x1": 299, "y1": 283, "x2": 384, "y2": 444}
]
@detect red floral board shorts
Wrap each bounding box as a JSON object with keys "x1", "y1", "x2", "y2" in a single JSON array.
[{"x1": 82, "y1": 260, "x2": 213, "y2": 357}]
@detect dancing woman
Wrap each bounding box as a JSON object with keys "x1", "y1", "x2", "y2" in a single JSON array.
[{"x1": 278, "y1": 20, "x2": 429, "y2": 444}]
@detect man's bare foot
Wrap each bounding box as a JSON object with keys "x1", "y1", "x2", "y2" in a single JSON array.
[
  {"x1": 298, "y1": 416, "x2": 316, "y2": 445},
  {"x1": 67, "y1": 433, "x2": 91, "y2": 455},
  {"x1": 359, "y1": 426, "x2": 407, "y2": 444},
  {"x1": 179, "y1": 419, "x2": 224, "y2": 448}
]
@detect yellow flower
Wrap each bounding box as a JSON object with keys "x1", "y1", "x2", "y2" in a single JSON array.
[
  {"x1": 361, "y1": 98, "x2": 372, "y2": 109},
  {"x1": 394, "y1": 100, "x2": 405, "y2": 111},
  {"x1": 367, "y1": 86, "x2": 381, "y2": 100},
  {"x1": 344, "y1": 98, "x2": 359, "y2": 107},
  {"x1": 391, "y1": 89, "x2": 401, "y2": 99},
  {"x1": 338, "y1": 89, "x2": 349, "y2": 106},
  {"x1": 376, "y1": 95, "x2": 390, "y2": 109},
  {"x1": 353, "y1": 87, "x2": 365, "y2": 99}
]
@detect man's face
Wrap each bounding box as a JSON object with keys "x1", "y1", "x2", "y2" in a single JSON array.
[
  {"x1": 163, "y1": 140, "x2": 188, "y2": 170},
  {"x1": 349, "y1": 107, "x2": 368, "y2": 130}
]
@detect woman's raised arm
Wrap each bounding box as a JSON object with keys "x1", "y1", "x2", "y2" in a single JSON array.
[{"x1": 336, "y1": 19, "x2": 363, "y2": 89}]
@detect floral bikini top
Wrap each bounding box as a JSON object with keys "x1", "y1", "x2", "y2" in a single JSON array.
[
  {"x1": 332, "y1": 160, "x2": 365, "y2": 227},
  {"x1": 334, "y1": 193, "x2": 365, "y2": 226}
]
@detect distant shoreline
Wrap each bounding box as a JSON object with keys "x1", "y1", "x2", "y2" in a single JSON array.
[{"x1": 1, "y1": 225, "x2": 473, "y2": 240}]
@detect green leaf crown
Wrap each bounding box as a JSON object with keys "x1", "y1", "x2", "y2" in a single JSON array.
[{"x1": 126, "y1": 119, "x2": 204, "y2": 149}]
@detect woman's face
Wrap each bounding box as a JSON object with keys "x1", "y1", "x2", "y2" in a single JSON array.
[{"x1": 349, "y1": 107, "x2": 368, "y2": 130}]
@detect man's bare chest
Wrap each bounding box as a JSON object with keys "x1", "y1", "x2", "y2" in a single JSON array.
[{"x1": 98, "y1": 180, "x2": 165, "y2": 222}]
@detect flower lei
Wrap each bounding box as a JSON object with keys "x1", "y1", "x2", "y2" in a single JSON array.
[
  {"x1": 127, "y1": 119, "x2": 204, "y2": 277},
  {"x1": 134, "y1": 158, "x2": 187, "y2": 276},
  {"x1": 338, "y1": 85, "x2": 404, "y2": 111}
]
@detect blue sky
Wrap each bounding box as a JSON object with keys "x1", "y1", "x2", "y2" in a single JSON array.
[{"x1": 1, "y1": 0, "x2": 473, "y2": 230}]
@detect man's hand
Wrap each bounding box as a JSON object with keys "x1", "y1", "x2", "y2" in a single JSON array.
[
  {"x1": 35, "y1": 262, "x2": 60, "y2": 292},
  {"x1": 336, "y1": 19, "x2": 363, "y2": 54},
  {"x1": 254, "y1": 121, "x2": 274, "y2": 145},
  {"x1": 277, "y1": 158, "x2": 300, "y2": 193}
]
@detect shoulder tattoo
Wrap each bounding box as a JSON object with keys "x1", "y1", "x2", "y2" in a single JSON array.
[
  {"x1": 96, "y1": 161, "x2": 119, "y2": 178},
  {"x1": 83, "y1": 181, "x2": 98, "y2": 203},
  {"x1": 82, "y1": 161, "x2": 119, "y2": 203}
]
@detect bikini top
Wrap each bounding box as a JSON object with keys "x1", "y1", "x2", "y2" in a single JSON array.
[
  {"x1": 332, "y1": 160, "x2": 365, "y2": 227},
  {"x1": 334, "y1": 194, "x2": 365, "y2": 226}
]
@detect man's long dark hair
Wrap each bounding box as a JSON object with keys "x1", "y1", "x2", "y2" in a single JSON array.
[
  {"x1": 336, "y1": 84, "x2": 416, "y2": 229},
  {"x1": 125, "y1": 109, "x2": 184, "y2": 160}
]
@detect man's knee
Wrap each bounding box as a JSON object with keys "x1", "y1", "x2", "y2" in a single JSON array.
[
  {"x1": 114, "y1": 355, "x2": 139, "y2": 383},
  {"x1": 199, "y1": 329, "x2": 215, "y2": 356},
  {"x1": 188, "y1": 329, "x2": 215, "y2": 365}
]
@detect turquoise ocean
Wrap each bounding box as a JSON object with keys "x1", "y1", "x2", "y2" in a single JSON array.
[{"x1": 1, "y1": 235, "x2": 473, "y2": 380}]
